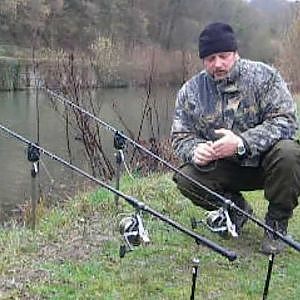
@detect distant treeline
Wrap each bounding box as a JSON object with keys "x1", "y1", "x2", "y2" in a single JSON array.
[
  {"x1": 0, "y1": 0, "x2": 298, "y2": 60},
  {"x1": 0, "y1": 0, "x2": 299, "y2": 90}
]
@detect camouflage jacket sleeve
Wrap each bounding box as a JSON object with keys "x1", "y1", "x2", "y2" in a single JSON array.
[
  {"x1": 170, "y1": 86, "x2": 206, "y2": 162},
  {"x1": 240, "y1": 70, "x2": 298, "y2": 159}
]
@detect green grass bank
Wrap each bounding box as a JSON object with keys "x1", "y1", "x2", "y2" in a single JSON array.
[{"x1": 0, "y1": 174, "x2": 300, "y2": 299}]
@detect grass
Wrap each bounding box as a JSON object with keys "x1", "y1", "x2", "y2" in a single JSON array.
[{"x1": 0, "y1": 173, "x2": 300, "y2": 299}]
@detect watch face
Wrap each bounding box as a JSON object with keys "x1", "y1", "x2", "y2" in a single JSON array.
[{"x1": 237, "y1": 145, "x2": 246, "y2": 156}]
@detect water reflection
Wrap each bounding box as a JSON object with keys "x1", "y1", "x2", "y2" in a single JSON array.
[{"x1": 0, "y1": 87, "x2": 176, "y2": 217}]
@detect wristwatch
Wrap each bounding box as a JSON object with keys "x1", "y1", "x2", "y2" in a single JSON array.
[{"x1": 237, "y1": 138, "x2": 246, "y2": 156}]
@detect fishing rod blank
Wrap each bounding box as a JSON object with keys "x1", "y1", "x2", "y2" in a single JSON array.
[
  {"x1": 44, "y1": 88, "x2": 300, "y2": 253},
  {"x1": 0, "y1": 123, "x2": 237, "y2": 262}
]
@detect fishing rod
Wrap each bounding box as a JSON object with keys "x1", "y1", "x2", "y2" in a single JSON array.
[
  {"x1": 44, "y1": 87, "x2": 300, "y2": 253},
  {"x1": 0, "y1": 123, "x2": 237, "y2": 262}
]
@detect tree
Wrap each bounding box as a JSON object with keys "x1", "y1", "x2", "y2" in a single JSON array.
[{"x1": 276, "y1": 6, "x2": 300, "y2": 92}]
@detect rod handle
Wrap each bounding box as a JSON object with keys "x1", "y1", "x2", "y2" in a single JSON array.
[
  {"x1": 226, "y1": 250, "x2": 238, "y2": 262},
  {"x1": 195, "y1": 238, "x2": 237, "y2": 261}
]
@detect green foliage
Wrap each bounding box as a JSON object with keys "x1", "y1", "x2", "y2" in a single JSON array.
[{"x1": 0, "y1": 174, "x2": 300, "y2": 299}]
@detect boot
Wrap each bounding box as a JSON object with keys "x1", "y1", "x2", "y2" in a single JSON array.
[{"x1": 260, "y1": 215, "x2": 288, "y2": 255}]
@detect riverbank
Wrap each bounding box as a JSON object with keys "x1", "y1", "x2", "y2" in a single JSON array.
[
  {"x1": 0, "y1": 43, "x2": 201, "y2": 91},
  {"x1": 0, "y1": 173, "x2": 299, "y2": 299}
]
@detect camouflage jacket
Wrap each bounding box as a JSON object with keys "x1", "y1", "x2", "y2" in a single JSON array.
[{"x1": 171, "y1": 58, "x2": 298, "y2": 167}]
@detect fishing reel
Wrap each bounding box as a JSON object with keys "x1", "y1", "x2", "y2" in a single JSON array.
[
  {"x1": 191, "y1": 207, "x2": 238, "y2": 238},
  {"x1": 119, "y1": 212, "x2": 150, "y2": 258}
]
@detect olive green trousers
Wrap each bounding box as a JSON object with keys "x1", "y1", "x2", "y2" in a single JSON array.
[{"x1": 173, "y1": 140, "x2": 300, "y2": 220}]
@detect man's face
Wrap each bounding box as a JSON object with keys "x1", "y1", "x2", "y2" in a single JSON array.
[{"x1": 203, "y1": 51, "x2": 238, "y2": 80}]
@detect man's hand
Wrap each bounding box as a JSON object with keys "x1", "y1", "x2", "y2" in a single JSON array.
[
  {"x1": 212, "y1": 128, "x2": 242, "y2": 159},
  {"x1": 193, "y1": 141, "x2": 217, "y2": 166}
]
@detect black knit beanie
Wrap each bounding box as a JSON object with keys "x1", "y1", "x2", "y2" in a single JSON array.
[{"x1": 199, "y1": 22, "x2": 237, "y2": 59}]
